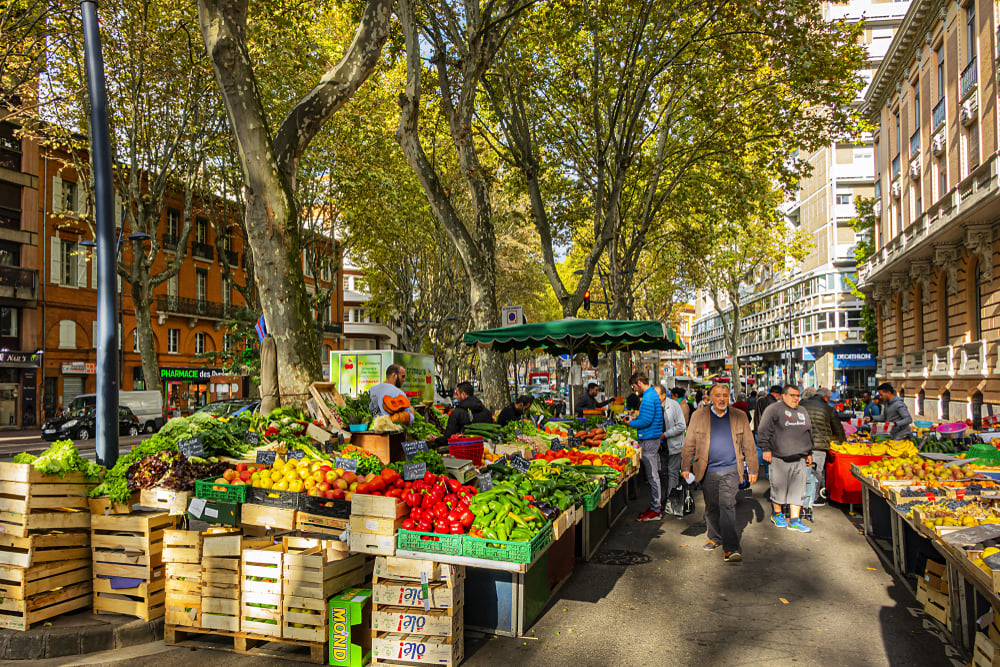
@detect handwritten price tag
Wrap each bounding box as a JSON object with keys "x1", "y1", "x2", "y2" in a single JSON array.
[
  {"x1": 255, "y1": 450, "x2": 277, "y2": 465},
  {"x1": 403, "y1": 462, "x2": 427, "y2": 481},
  {"x1": 244, "y1": 430, "x2": 260, "y2": 446},
  {"x1": 178, "y1": 436, "x2": 204, "y2": 458},
  {"x1": 402, "y1": 440, "x2": 429, "y2": 460},
  {"x1": 335, "y1": 457, "x2": 358, "y2": 473}
]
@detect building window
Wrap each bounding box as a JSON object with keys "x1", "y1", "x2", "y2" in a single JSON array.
[
  {"x1": 61, "y1": 240, "x2": 80, "y2": 286},
  {"x1": 0, "y1": 307, "x2": 17, "y2": 338},
  {"x1": 223, "y1": 333, "x2": 232, "y2": 353},
  {"x1": 222, "y1": 277, "x2": 231, "y2": 310},
  {"x1": 968, "y1": 122, "x2": 980, "y2": 171},
  {"x1": 343, "y1": 275, "x2": 352, "y2": 291},
  {"x1": 196, "y1": 217, "x2": 207, "y2": 244},
  {"x1": 835, "y1": 193, "x2": 851, "y2": 205},
  {"x1": 62, "y1": 181, "x2": 78, "y2": 213},
  {"x1": 196, "y1": 270, "x2": 207, "y2": 304},
  {"x1": 167, "y1": 275, "x2": 178, "y2": 299},
  {"x1": 168, "y1": 328, "x2": 179, "y2": 353},
  {"x1": 195, "y1": 332, "x2": 206, "y2": 354},
  {"x1": 320, "y1": 262, "x2": 331, "y2": 283},
  {"x1": 166, "y1": 208, "x2": 180, "y2": 238},
  {"x1": 967, "y1": 2, "x2": 976, "y2": 64},
  {"x1": 895, "y1": 113, "x2": 900, "y2": 158},
  {"x1": 913, "y1": 82, "x2": 920, "y2": 132},
  {"x1": 132, "y1": 329, "x2": 139, "y2": 352},
  {"x1": 972, "y1": 259, "x2": 984, "y2": 340},
  {"x1": 58, "y1": 320, "x2": 76, "y2": 349},
  {"x1": 937, "y1": 48, "x2": 944, "y2": 102},
  {"x1": 937, "y1": 157, "x2": 947, "y2": 200}
]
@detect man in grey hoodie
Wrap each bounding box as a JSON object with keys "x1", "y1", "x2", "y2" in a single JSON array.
[
  {"x1": 758, "y1": 384, "x2": 814, "y2": 534},
  {"x1": 865, "y1": 382, "x2": 913, "y2": 439}
]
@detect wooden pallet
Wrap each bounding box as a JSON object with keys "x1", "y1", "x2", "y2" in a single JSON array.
[
  {"x1": 164, "y1": 624, "x2": 328, "y2": 664},
  {"x1": 0, "y1": 531, "x2": 90, "y2": 568}
]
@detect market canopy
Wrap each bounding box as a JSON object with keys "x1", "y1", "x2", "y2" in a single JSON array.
[{"x1": 463, "y1": 318, "x2": 684, "y2": 355}]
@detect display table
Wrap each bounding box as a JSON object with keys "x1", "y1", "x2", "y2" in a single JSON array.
[{"x1": 825, "y1": 451, "x2": 886, "y2": 505}]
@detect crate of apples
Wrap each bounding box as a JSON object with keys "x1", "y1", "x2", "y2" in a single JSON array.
[
  {"x1": 250, "y1": 456, "x2": 361, "y2": 500},
  {"x1": 212, "y1": 463, "x2": 268, "y2": 490}
]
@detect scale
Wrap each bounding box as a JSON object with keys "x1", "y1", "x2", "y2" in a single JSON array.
[{"x1": 442, "y1": 456, "x2": 478, "y2": 484}]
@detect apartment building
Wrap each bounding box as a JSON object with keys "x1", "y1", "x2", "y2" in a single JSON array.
[
  {"x1": 341, "y1": 265, "x2": 400, "y2": 352},
  {"x1": 860, "y1": 0, "x2": 1000, "y2": 421},
  {"x1": 690, "y1": 0, "x2": 910, "y2": 395}
]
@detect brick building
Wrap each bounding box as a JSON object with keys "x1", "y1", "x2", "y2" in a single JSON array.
[{"x1": 860, "y1": 0, "x2": 1000, "y2": 420}]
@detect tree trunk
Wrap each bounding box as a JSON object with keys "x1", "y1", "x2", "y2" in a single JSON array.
[{"x1": 131, "y1": 279, "x2": 162, "y2": 396}]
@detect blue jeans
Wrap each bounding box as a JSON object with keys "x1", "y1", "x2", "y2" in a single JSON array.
[
  {"x1": 639, "y1": 439, "x2": 661, "y2": 512},
  {"x1": 802, "y1": 450, "x2": 827, "y2": 508},
  {"x1": 755, "y1": 443, "x2": 769, "y2": 480}
]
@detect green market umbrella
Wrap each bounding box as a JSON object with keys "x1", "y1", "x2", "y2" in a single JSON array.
[{"x1": 463, "y1": 318, "x2": 684, "y2": 355}]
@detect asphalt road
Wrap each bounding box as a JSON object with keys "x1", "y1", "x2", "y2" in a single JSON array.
[
  {"x1": 0, "y1": 430, "x2": 149, "y2": 459},
  {"x1": 9, "y1": 482, "x2": 964, "y2": 667}
]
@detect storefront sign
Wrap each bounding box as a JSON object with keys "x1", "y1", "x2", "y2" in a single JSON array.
[
  {"x1": 159, "y1": 367, "x2": 226, "y2": 381},
  {"x1": 832, "y1": 346, "x2": 875, "y2": 369},
  {"x1": 0, "y1": 351, "x2": 39, "y2": 367},
  {"x1": 62, "y1": 362, "x2": 96, "y2": 374}
]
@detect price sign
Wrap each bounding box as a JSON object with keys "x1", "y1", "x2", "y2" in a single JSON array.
[
  {"x1": 508, "y1": 454, "x2": 530, "y2": 473},
  {"x1": 568, "y1": 436, "x2": 583, "y2": 449},
  {"x1": 403, "y1": 462, "x2": 427, "y2": 481},
  {"x1": 255, "y1": 450, "x2": 277, "y2": 466},
  {"x1": 244, "y1": 430, "x2": 260, "y2": 446},
  {"x1": 178, "y1": 436, "x2": 204, "y2": 459},
  {"x1": 402, "y1": 440, "x2": 430, "y2": 460},
  {"x1": 335, "y1": 457, "x2": 358, "y2": 473},
  {"x1": 601, "y1": 419, "x2": 616, "y2": 430},
  {"x1": 323, "y1": 439, "x2": 336, "y2": 455},
  {"x1": 550, "y1": 437, "x2": 564, "y2": 451},
  {"x1": 286, "y1": 449, "x2": 306, "y2": 461},
  {"x1": 337, "y1": 432, "x2": 345, "y2": 446},
  {"x1": 515, "y1": 427, "x2": 523, "y2": 436},
  {"x1": 478, "y1": 471, "x2": 493, "y2": 491}
]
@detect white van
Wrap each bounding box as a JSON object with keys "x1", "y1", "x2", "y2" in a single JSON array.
[{"x1": 69, "y1": 390, "x2": 164, "y2": 433}]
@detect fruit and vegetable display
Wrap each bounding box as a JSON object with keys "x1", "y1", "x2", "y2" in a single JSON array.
[
  {"x1": 909, "y1": 498, "x2": 1000, "y2": 527},
  {"x1": 128, "y1": 449, "x2": 230, "y2": 492},
  {"x1": 334, "y1": 392, "x2": 372, "y2": 427},
  {"x1": 385, "y1": 449, "x2": 446, "y2": 476},
  {"x1": 832, "y1": 439, "x2": 918, "y2": 457},
  {"x1": 856, "y1": 457, "x2": 981, "y2": 486},
  {"x1": 399, "y1": 472, "x2": 480, "y2": 535},
  {"x1": 249, "y1": 457, "x2": 363, "y2": 499},
  {"x1": 467, "y1": 485, "x2": 548, "y2": 542},
  {"x1": 13, "y1": 439, "x2": 102, "y2": 480},
  {"x1": 403, "y1": 412, "x2": 443, "y2": 440}
]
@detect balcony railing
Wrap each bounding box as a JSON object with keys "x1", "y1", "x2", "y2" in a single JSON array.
[
  {"x1": 191, "y1": 241, "x2": 214, "y2": 261},
  {"x1": 931, "y1": 345, "x2": 954, "y2": 376},
  {"x1": 219, "y1": 249, "x2": 238, "y2": 266},
  {"x1": 961, "y1": 58, "x2": 977, "y2": 99},
  {"x1": 320, "y1": 322, "x2": 343, "y2": 335},
  {"x1": 909, "y1": 351, "x2": 927, "y2": 377},
  {"x1": 161, "y1": 233, "x2": 179, "y2": 250},
  {"x1": 909, "y1": 129, "x2": 920, "y2": 159},
  {"x1": 156, "y1": 294, "x2": 230, "y2": 319},
  {"x1": 0, "y1": 265, "x2": 36, "y2": 290},
  {"x1": 891, "y1": 154, "x2": 901, "y2": 180},
  {"x1": 932, "y1": 98, "x2": 945, "y2": 129},
  {"x1": 873, "y1": 179, "x2": 881, "y2": 199}
]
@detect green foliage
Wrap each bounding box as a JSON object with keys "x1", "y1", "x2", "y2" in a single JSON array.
[
  {"x1": 16, "y1": 440, "x2": 101, "y2": 480},
  {"x1": 90, "y1": 436, "x2": 178, "y2": 502}
]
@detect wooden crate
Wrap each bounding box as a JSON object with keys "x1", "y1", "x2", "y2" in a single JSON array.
[
  {"x1": 139, "y1": 488, "x2": 191, "y2": 515},
  {"x1": 974, "y1": 631, "x2": 1000, "y2": 667},
  {"x1": 922, "y1": 585, "x2": 951, "y2": 628},
  {"x1": 93, "y1": 574, "x2": 166, "y2": 621},
  {"x1": 91, "y1": 511, "x2": 177, "y2": 578},
  {"x1": 371, "y1": 606, "x2": 462, "y2": 637},
  {"x1": 371, "y1": 577, "x2": 464, "y2": 611},
  {"x1": 241, "y1": 590, "x2": 283, "y2": 637},
  {"x1": 373, "y1": 557, "x2": 462, "y2": 583},
  {"x1": 0, "y1": 579, "x2": 92, "y2": 630},
  {"x1": 165, "y1": 561, "x2": 202, "y2": 583},
  {"x1": 371, "y1": 632, "x2": 463, "y2": 666},
  {"x1": 295, "y1": 511, "x2": 350, "y2": 537},
  {"x1": 284, "y1": 535, "x2": 350, "y2": 561},
  {"x1": 351, "y1": 495, "x2": 408, "y2": 519},
  {"x1": 0, "y1": 559, "x2": 91, "y2": 600},
  {"x1": 163, "y1": 529, "x2": 202, "y2": 564},
  {"x1": 284, "y1": 551, "x2": 365, "y2": 600},
  {"x1": 352, "y1": 532, "x2": 396, "y2": 557},
  {"x1": 165, "y1": 576, "x2": 201, "y2": 628},
  {"x1": 351, "y1": 515, "x2": 404, "y2": 537},
  {"x1": 164, "y1": 624, "x2": 327, "y2": 664},
  {"x1": 242, "y1": 544, "x2": 283, "y2": 596},
  {"x1": 241, "y1": 503, "x2": 296, "y2": 531},
  {"x1": 88, "y1": 492, "x2": 140, "y2": 516},
  {"x1": 309, "y1": 381, "x2": 345, "y2": 428},
  {"x1": 203, "y1": 530, "x2": 246, "y2": 558},
  {"x1": 0, "y1": 531, "x2": 90, "y2": 568},
  {"x1": 282, "y1": 594, "x2": 328, "y2": 642}
]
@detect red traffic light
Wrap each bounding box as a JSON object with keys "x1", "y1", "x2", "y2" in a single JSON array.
[{"x1": 583, "y1": 290, "x2": 591, "y2": 311}]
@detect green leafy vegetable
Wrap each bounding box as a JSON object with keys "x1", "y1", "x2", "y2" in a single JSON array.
[{"x1": 22, "y1": 440, "x2": 102, "y2": 480}]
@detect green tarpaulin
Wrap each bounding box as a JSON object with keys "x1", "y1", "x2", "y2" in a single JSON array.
[{"x1": 463, "y1": 318, "x2": 684, "y2": 355}]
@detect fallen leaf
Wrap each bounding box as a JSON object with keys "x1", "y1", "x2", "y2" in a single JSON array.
[
  {"x1": 866, "y1": 567, "x2": 877, "y2": 571},
  {"x1": 780, "y1": 598, "x2": 789, "y2": 604}
]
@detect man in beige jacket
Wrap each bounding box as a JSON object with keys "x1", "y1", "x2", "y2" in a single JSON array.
[{"x1": 681, "y1": 384, "x2": 759, "y2": 563}]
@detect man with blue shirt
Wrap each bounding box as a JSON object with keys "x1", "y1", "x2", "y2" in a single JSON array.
[
  {"x1": 681, "y1": 384, "x2": 758, "y2": 562},
  {"x1": 627, "y1": 372, "x2": 665, "y2": 522}
]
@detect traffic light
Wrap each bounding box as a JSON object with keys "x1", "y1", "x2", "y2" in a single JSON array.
[{"x1": 583, "y1": 290, "x2": 591, "y2": 311}]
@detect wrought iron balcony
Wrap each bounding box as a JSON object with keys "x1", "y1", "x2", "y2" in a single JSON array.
[
  {"x1": 161, "y1": 233, "x2": 179, "y2": 249},
  {"x1": 156, "y1": 294, "x2": 230, "y2": 319},
  {"x1": 191, "y1": 241, "x2": 214, "y2": 261},
  {"x1": 909, "y1": 129, "x2": 920, "y2": 159},
  {"x1": 961, "y1": 58, "x2": 977, "y2": 99},
  {"x1": 932, "y1": 98, "x2": 945, "y2": 129},
  {"x1": 321, "y1": 322, "x2": 343, "y2": 335},
  {"x1": 891, "y1": 154, "x2": 901, "y2": 180},
  {"x1": 219, "y1": 249, "x2": 238, "y2": 266},
  {"x1": 0, "y1": 265, "x2": 36, "y2": 303}
]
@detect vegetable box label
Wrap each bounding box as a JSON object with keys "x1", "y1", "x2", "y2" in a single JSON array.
[
  {"x1": 256, "y1": 450, "x2": 277, "y2": 466},
  {"x1": 336, "y1": 457, "x2": 358, "y2": 473},
  {"x1": 403, "y1": 462, "x2": 427, "y2": 481},
  {"x1": 178, "y1": 436, "x2": 204, "y2": 458},
  {"x1": 567, "y1": 436, "x2": 583, "y2": 449},
  {"x1": 244, "y1": 430, "x2": 260, "y2": 446},
  {"x1": 509, "y1": 454, "x2": 530, "y2": 473},
  {"x1": 402, "y1": 440, "x2": 429, "y2": 460}
]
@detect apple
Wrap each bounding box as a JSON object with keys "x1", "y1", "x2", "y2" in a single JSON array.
[
  {"x1": 317, "y1": 482, "x2": 331, "y2": 493},
  {"x1": 222, "y1": 469, "x2": 237, "y2": 482},
  {"x1": 320, "y1": 465, "x2": 331, "y2": 473},
  {"x1": 342, "y1": 472, "x2": 357, "y2": 484},
  {"x1": 344, "y1": 491, "x2": 353, "y2": 501},
  {"x1": 325, "y1": 470, "x2": 339, "y2": 484},
  {"x1": 349, "y1": 482, "x2": 358, "y2": 492},
  {"x1": 236, "y1": 462, "x2": 248, "y2": 473},
  {"x1": 311, "y1": 470, "x2": 325, "y2": 483},
  {"x1": 324, "y1": 490, "x2": 336, "y2": 499},
  {"x1": 331, "y1": 488, "x2": 346, "y2": 500},
  {"x1": 239, "y1": 470, "x2": 252, "y2": 482},
  {"x1": 335, "y1": 479, "x2": 349, "y2": 490},
  {"x1": 307, "y1": 487, "x2": 322, "y2": 497}
]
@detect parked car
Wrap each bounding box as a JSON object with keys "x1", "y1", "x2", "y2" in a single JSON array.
[
  {"x1": 42, "y1": 406, "x2": 141, "y2": 441},
  {"x1": 193, "y1": 399, "x2": 259, "y2": 418},
  {"x1": 70, "y1": 390, "x2": 165, "y2": 434}
]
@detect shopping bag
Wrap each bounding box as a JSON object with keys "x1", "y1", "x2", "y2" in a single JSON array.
[{"x1": 872, "y1": 422, "x2": 894, "y2": 435}]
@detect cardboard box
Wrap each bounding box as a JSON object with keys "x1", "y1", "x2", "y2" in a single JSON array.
[
  {"x1": 328, "y1": 587, "x2": 372, "y2": 667},
  {"x1": 373, "y1": 556, "x2": 462, "y2": 583},
  {"x1": 371, "y1": 633, "x2": 463, "y2": 666},
  {"x1": 371, "y1": 606, "x2": 462, "y2": 636},
  {"x1": 371, "y1": 578, "x2": 464, "y2": 610},
  {"x1": 350, "y1": 515, "x2": 404, "y2": 537}
]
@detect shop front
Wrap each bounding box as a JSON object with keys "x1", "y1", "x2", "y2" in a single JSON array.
[
  {"x1": 830, "y1": 345, "x2": 876, "y2": 396},
  {"x1": 0, "y1": 350, "x2": 41, "y2": 427},
  {"x1": 159, "y1": 366, "x2": 242, "y2": 416}
]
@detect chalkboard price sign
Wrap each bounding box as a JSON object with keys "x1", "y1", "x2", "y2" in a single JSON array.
[
  {"x1": 335, "y1": 457, "x2": 358, "y2": 473},
  {"x1": 244, "y1": 430, "x2": 260, "y2": 446},
  {"x1": 402, "y1": 440, "x2": 430, "y2": 460},
  {"x1": 255, "y1": 450, "x2": 277, "y2": 466},
  {"x1": 567, "y1": 436, "x2": 583, "y2": 449},
  {"x1": 601, "y1": 419, "x2": 616, "y2": 430},
  {"x1": 550, "y1": 437, "x2": 564, "y2": 451},
  {"x1": 286, "y1": 449, "x2": 306, "y2": 461},
  {"x1": 509, "y1": 454, "x2": 530, "y2": 473},
  {"x1": 403, "y1": 462, "x2": 428, "y2": 481},
  {"x1": 323, "y1": 440, "x2": 336, "y2": 455},
  {"x1": 478, "y1": 472, "x2": 493, "y2": 491},
  {"x1": 178, "y1": 436, "x2": 204, "y2": 459}
]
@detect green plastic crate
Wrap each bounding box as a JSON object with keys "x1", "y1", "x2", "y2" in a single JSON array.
[
  {"x1": 966, "y1": 444, "x2": 1000, "y2": 466},
  {"x1": 396, "y1": 529, "x2": 464, "y2": 556},
  {"x1": 194, "y1": 476, "x2": 250, "y2": 504},
  {"x1": 582, "y1": 487, "x2": 601, "y2": 511},
  {"x1": 462, "y1": 521, "x2": 553, "y2": 564}
]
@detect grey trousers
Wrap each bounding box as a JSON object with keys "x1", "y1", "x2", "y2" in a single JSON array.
[
  {"x1": 639, "y1": 439, "x2": 661, "y2": 512},
  {"x1": 702, "y1": 468, "x2": 740, "y2": 552},
  {"x1": 659, "y1": 449, "x2": 682, "y2": 514}
]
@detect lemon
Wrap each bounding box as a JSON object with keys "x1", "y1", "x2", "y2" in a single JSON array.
[
  {"x1": 275, "y1": 479, "x2": 289, "y2": 491},
  {"x1": 260, "y1": 477, "x2": 273, "y2": 489},
  {"x1": 289, "y1": 479, "x2": 304, "y2": 493}
]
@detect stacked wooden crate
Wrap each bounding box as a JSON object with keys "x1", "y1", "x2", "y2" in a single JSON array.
[
  {"x1": 350, "y1": 495, "x2": 406, "y2": 556},
  {"x1": 241, "y1": 543, "x2": 284, "y2": 636},
  {"x1": 282, "y1": 537, "x2": 365, "y2": 642},
  {"x1": 0, "y1": 462, "x2": 95, "y2": 630},
  {"x1": 370, "y1": 556, "x2": 465, "y2": 666},
  {"x1": 91, "y1": 510, "x2": 177, "y2": 620},
  {"x1": 916, "y1": 559, "x2": 950, "y2": 628},
  {"x1": 201, "y1": 530, "x2": 245, "y2": 632},
  {"x1": 163, "y1": 529, "x2": 202, "y2": 627}
]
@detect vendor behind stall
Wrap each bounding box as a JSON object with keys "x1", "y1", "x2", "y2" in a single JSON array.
[
  {"x1": 435, "y1": 382, "x2": 493, "y2": 446},
  {"x1": 369, "y1": 364, "x2": 414, "y2": 424},
  {"x1": 497, "y1": 395, "x2": 533, "y2": 426},
  {"x1": 574, "y1": 383, "x2": 612, "y2": 417}
]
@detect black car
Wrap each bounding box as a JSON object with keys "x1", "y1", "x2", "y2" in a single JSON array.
[{"x1": 42, "y1": 406, "x2": 141, "y2": 441}]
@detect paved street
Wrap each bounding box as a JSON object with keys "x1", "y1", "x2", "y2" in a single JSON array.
[
  {"x1": 8, "y1": 482, "x2": 962, "y2": 667},
  {"x1": 0, "y1": 430, "x2": 149, "y2": 459}
]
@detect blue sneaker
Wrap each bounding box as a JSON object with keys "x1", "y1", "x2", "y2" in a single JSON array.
[
  {"x1": 771, "y1": 512, "x2": 788, "y2": 528},
  {"x1": 788, "y1": 518, "x2": 812, "y2": 533}
]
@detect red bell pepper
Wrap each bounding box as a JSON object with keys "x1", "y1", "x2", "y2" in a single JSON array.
[
  {"x1": 434, "y1": 520, "x2": 450, "y2": 534},
  {"x1": 417, "y1": 519, "x2": 433, "y2": 532},
  {"x1": 459, "y1": 510, "x2": 475, "y2": 527},
  {"x1": 402, "y1": 518, "x2": 415, "y2": 531},
  {"x1": 424, "y1": 471, "x2": 437, "y2": 484},
  {"x1": 449, "y1": 522, "x2": 464, "y2": 534},
  {"x1": 433, "y1": 502, "x2": 449, "y2": 520},
  {"x1": 410, "y1": 507, "x2": 423, "y2": 522},
  {"x1": 444, "y1": 477, "x2": 461, "y2": 493},
  {"x1": 446, "y1": 510, "x2": 460, "y2": 523}
]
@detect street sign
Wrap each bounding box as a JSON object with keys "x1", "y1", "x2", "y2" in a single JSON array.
[{"x1": 501, "y1": 305, "x2": 523, "y2": 327}]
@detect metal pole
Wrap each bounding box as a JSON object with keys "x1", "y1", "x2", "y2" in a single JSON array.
[{"x1": 81, "y1": 0, "x2": 119, "y2": 467}]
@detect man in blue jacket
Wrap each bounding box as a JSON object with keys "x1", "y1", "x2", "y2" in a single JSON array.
[{"x1": 627, "y1": 372, "x2": 665, "y2": 522}]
